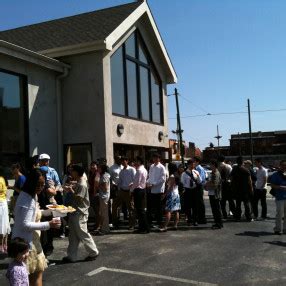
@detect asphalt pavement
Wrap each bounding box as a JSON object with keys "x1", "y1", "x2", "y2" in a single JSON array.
[{"x1": 1, "y1": 197, "x2": 286, "y2": 286}]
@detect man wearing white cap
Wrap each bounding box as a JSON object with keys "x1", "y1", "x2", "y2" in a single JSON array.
[{"x1": 38, "y1": 153, "x2": 62, "y2": 256}]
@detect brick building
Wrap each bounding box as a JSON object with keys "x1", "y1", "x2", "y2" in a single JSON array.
[{"x1": 203, "y1": 130, "x2": 286, "y2": 166}]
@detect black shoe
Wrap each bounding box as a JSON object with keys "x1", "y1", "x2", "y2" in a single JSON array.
[
  {"x1": 198, "y1": 220, "x2": 207, "y2": 224},
  {"x1": 133, "y1": 229, "x2": 149, "y2": 234},
  {"x1": 44, "y1": 249, "x2": 54, "y2": 257},
  {"x1": 212, "y1": 224, "x2": 222, "y2": 229},
  {"x1": 193, "y1": 222, "x2": 198, "y2": 226},
  {"x1": 84, "y1": 252, "x2": 99, "y2": 262},
  {"x1": 95, "y1": 230, "x2": 105, "y2": 236},
  {"x1": 274, "y1": 231, "x2": 281, "y2": 235},
  {"x1": 62, "y1": 256, "x2": 74, "y2": 263}
]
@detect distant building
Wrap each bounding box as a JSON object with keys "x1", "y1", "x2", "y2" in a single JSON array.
[
  {"x1": 169, "y1": 139, "x2": 196, "y2": 161},
  {"x1": 202, "y1": 130, "x2": 286, "y2": 166}
]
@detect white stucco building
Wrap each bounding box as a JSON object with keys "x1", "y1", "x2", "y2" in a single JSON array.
[{"x1": 0, "y1": 0, "x2": 177, "y2": 174}]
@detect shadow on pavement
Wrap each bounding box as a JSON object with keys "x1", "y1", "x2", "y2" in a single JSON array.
[
  {"x1": 235, "y1": 231, "x2": 274, "y2": 237},
  {"x1": 0, "y1": 263, "x2": 9, "y2": 270},
  {"x1": 48, "y1": 258, "x2": 90, "y2": 266},
  {"x1": 264, "y1": 241, "x2": 286, "y2": 247}
]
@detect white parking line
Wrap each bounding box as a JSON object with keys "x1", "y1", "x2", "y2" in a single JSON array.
[{"x1": 86, "y1": 266, "x2": 217, "y2": 286}]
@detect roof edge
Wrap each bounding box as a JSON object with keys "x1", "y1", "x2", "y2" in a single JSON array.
[
  {"x1": 39, "y1": 40, "x2": 111, "y2": 58},
  {"x1": 0, "y1": 40, "x2": 70, "y2": 72},
  {"x1": 106, "y1": 1, "x2": 177, "y2": 84}
]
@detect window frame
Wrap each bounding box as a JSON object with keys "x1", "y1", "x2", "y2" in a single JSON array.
[
  {"x1": 0, "y1": 68, "x2": 29, "y2": 167},
  {"x1": 111, "y1": 30, "x2": 164, "y2": 125}
]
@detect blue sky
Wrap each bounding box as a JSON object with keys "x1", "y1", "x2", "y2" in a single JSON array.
[{"x1": 1, "y1": 0, "x2": 286, "y2": 149}]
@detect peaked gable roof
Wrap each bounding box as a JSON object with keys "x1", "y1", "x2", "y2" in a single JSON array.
[
  {"x1": 0, "y1": 2, "x2": 141, "y2": 52},
  {"x1": 0, "y1": 1, "x2": 177, "y2": 83}
]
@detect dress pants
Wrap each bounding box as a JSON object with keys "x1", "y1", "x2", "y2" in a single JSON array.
[
  {"x1": 274, "y1": 200, "x2": 286, "y2": 232},
  {"x1": 220, "y1": 181, "x2": 236, "y2": 218},
  {"x1": 252, "y1": 188, "x2": 267, "y2": 218},
  {"x1": 197, "y1": 186, "x2": 206, "y2": 223},
  {"x1": 133, "y1": 188, "x2": 149, "y2": 232},
  {"x1": 235, "y1": 199, "x2": 252, "y2": 220},
  {"x1": 184, "y1": 187, "x2": 200, "y2": 224},
  {"x1": 67, "y1": 213, "x2": 98, "y2": 261},
  {"x1": 209, "y1": 196, "x2": 223, "y2": 225},
  {"x1": 184, "y1": 188, "x2": 193, "y2": 223},
  {"x1": 147, "y1": 193, "x2": 163, "y2": 226},
  {"x1": 112, "y1": 190, "x2": 135, "y2": 227},
  {"x1": 89, "y1": 195, "x2": 100, "y2": 229}
]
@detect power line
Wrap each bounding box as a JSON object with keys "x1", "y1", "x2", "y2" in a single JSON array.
[
  {"x1": 179, "y1": 95, "x2": 210, "y2": 114},
  {"x1": 168, "y1": 108, "x2": 286, "y2": 120}
]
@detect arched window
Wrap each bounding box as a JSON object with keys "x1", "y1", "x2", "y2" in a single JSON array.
[{"x1": 111, "y1": 31, "x2": 163, "y2": 124}]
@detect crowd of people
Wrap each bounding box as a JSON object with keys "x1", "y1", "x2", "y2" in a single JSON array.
[{"x1": 1, "y1": 152, "x2": 286, "y2": 286}]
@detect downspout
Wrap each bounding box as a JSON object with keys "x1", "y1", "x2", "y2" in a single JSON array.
[{"x1": 56, "y1": 67, "x2": 69, "y2": 176}]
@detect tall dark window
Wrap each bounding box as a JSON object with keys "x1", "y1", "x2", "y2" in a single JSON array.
[
  {"x1": 150, "y1": 69, "x2": 162, "y2": 123},
  {"x1": 139, "y1": 66, "x2": 150, "y2": 121},
  {"x1": 126, "y1": 60, "x2": 138, "y2": 118},
  {"x1": 111, "y1": 31, "x2": 163, "y2": 124},
  {"x1": 111, "y1": 47, "x2": 125, "y2": 115},
  {"x1": 0, "y1": 70, "x2": 27, "y2": 177}
]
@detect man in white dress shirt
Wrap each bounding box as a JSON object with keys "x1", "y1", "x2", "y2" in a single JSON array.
[
  {"x1": 147, "y1": 153, "x2": 167, "y2": 227},
  {"x1": 253, "y1": 158, "x2": 268, "y2": 219},
  {"x1": 181, "y1": 159, "x2": 202, "y2": 226},
  {"x1": 112, "y1": 157, "x2": 136, "y2": 229},
  {"x1": 131, "y1": 156, "x2": 149, "y2": 234}
]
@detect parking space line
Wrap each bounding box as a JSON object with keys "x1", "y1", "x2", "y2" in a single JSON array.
[{"x1": 86, "y1": 266, "x2": 217, "y2": 285}]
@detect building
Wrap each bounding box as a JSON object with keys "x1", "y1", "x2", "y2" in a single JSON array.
[
  {"x1": 202, "y1": 130, "x2": 286, "y2": 165},
  {"x1": 0, "y1": 0, "x2": 177, "y2": 174},
  {"x1": 169, "y1": 139, "x2": 196, "y2": 161}
]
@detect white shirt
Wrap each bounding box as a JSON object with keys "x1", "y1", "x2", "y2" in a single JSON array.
[
  {"x1": 219, "y1": 162, "x2": 232, "y2": 182},
  {"x1": 147, "y1": 162, "x2": 167, "y2": 194},
  {"x1": 12, "y1": 191, "x2": 50, "y2": 247},
  {"x1": 109, "y1": 164, "x2": 123, "y2": 186},
  {"x1": 181, "y1": 169, "x2": 202, "y2": 189},
  {"x1": 256, "y1": 167, "x2": 268, "y2": 189}
]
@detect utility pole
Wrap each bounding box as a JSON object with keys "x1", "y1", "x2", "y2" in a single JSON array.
[
  {"x1": 214, "y1": 125, "x2": 222, "y2": 154},
  {"x1": 247, "y1": 99, "x2": 254, "y2": 164},
  {"x1": 174, "y1": 88, "x2": 185, "y2": 165}
]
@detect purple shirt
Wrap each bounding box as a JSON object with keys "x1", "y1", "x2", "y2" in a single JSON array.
[{"x1": 6, "y1": 261, "x2": 29, "y2": 286}]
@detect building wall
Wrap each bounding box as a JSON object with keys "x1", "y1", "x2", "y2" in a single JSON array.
[
  {"x1": 59, "y1": 52, "x2": 107, "y2": 162},
  {"x1": 0, "y1": 54, "x2": 60, "y2": 168}
]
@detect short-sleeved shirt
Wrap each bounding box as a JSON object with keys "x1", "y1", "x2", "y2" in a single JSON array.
[
  {"x1": 109, "y1": 164, "x2": 122, "y2": 186},
  {"x1": 99, "y1": 172, "x2": 110, "y2": 202},
  {"x1": 255, "y1": 167, "x2": 268, "y2": 189},
  {"x1": 70, "y1": 178, "x2": 90, "y2": 215},
  {"x1": 195, "y1": 165, "x2": 206, "y2": 185},
  {"x1": 6, "y1": 261, "x2": 29, "y2": 286},
  {"x1": 13, "y1": 175, "x2": 26, "y2": 197},
  {"x1": 0, "y1": 176, "x2": 7, "y2": 202},
  {"x1": 269, "y1": 171, "x2": 286, "y2": 201}
]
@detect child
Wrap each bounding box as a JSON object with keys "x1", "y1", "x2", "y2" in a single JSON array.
[
  {"x1": 160, "y1": 175, "x2": 181, "y2": 232},
  {"x1": 6, "y1": 237, "x2": 30, "y2": 286},
  {"x1": 0, "y1": 174, "x2": 11, "y2": 253}
]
